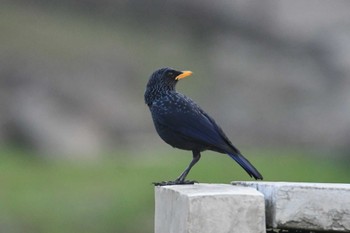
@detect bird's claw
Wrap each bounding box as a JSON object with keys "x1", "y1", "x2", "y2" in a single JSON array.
[{"x1": 153, "y1": 180, "x2": 198, "y2": 186}]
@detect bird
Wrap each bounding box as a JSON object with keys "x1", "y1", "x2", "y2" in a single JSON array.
[{"x1": 144, "y1": 67, "x2": 263, "y2": 186}]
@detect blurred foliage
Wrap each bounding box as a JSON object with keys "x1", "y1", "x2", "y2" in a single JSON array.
[{"x1": 0, "y1": 147, "x2": 349, "y2": 233}]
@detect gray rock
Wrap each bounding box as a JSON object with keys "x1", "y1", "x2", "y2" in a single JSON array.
[
  {"x1": 234, "y1": 181, "x2": 350, "y2": 232},
  {"x1": 155, "y1": 183, "x2": 265, "y2": 233}
]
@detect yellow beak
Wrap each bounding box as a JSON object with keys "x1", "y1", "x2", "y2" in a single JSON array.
[{"x1": 175, "y1": 71, "x2": 193, "y2": 80}]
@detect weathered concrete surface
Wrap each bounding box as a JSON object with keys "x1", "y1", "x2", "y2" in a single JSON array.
[
  {"x1": 234, "y1": 181, "x2": 350, "y2": 232},
  {"x1": 155, "y1": 183, "x2": 265, "y2": 233}
]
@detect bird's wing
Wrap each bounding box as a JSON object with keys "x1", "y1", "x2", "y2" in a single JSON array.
[{"x1": 153, "y1": 95, "x2": 238, "y2": 153}]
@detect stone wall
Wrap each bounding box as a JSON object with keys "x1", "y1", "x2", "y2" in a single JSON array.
[{"x1": 155, "y1": 182, "x2": 350, "y2": 233}]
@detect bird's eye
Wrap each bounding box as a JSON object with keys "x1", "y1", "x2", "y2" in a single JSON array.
[{"x1": 167, "y1": 71, "x2": 174, "y2": 77}]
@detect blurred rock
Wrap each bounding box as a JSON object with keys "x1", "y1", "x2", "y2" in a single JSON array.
[{"x1": 1, "y1": 0, "x2": 350, "y2": 157}]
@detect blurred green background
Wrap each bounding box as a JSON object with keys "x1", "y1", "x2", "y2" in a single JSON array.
[{"x1": 1, "y1": 1, "x2": 350, "y2": 233}]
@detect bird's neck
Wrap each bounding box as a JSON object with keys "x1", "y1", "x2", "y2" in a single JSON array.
[{"x1": 144, "y1": 87, "x2": 175, "y2": 106}]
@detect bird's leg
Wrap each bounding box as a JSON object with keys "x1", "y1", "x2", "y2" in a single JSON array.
[
  {"x1": 153, "y1": 150, "x2": 201, "y2": 186},
  {"x1": 175, "y1": 150, "x2": 201, "y2": 183}
]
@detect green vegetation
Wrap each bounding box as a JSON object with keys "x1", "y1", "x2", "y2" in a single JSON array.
[{"x1": 0, "y1": 147, "x2": 349, "y2": 233}]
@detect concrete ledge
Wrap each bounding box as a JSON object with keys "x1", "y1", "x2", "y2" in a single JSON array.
[
  {"x1": 234, "y1": 181, "x2": 350, "y2": 232},
  {"x1": 155, "y1": 183, "x2": 265, "y2": 233}
]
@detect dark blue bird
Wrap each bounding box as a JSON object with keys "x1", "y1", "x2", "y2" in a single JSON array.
[{"x1": 145, "y1": 67, "x2": 263, "y2": 185}]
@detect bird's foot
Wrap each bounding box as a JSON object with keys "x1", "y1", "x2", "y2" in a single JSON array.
[{"x1": 153, "y1": 180, "x2": 198, "y2": 186}]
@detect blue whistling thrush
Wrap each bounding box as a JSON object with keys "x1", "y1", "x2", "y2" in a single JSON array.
[{"x1": 144, "y1": 67, "x2": 263, "y2": 186}]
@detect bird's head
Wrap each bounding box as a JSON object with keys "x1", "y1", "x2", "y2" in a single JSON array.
[{"x1": 144, "y1": 67, "x2": 192, "y2": 106}]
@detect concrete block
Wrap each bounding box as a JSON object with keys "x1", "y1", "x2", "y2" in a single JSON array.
[
  {"x1": 234, "y1": 181, "x2": 350, "y2": 232},
  {"x1": 155, "y1": 183, "x2": 265, "y2": 233}
]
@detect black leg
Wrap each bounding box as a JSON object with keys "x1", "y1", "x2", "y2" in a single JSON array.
[
  {"x1": 153, "y1": 150, "x2": 201, "y2": 186},
  {"x1": 176, "y1": 150, "x2": 201, "y2": 183}
]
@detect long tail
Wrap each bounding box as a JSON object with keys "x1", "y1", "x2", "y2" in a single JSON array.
[{"x1": 227, "y1": 152, "x2": 263, "y2": 180}]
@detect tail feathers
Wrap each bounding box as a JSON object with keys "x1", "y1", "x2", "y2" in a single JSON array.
[{"x1": 228, "y1": 152, "x2": 263, "y2": 180}]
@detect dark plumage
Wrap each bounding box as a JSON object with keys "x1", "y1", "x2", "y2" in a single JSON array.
[{"x1": 145, "y1": 67, "x2": 263, "y2": 185}]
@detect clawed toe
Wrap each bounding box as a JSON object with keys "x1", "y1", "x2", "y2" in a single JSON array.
[
  {"x1": 180, "y1": 180, "x2": 197, "y2": 185},
  {"x1": 153, "y1": 180, "x2": 198, "y2": 186}
]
